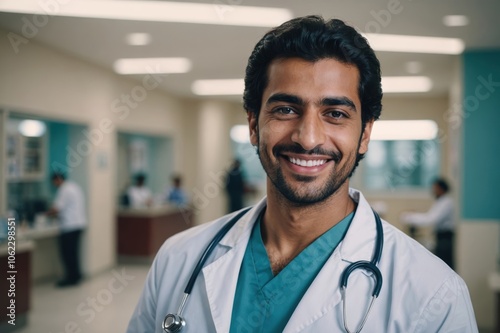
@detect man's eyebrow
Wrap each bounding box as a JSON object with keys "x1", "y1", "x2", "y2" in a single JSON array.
[
  {"x1": 266, "y1": 93, "x2": 304, "y2": 106},
  {"x1": 320, "y1": 97, "x2": 357, "y2": 112}
]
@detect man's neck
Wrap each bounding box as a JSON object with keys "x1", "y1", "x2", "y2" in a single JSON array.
[{"x1": 261, "y1": 181, "x2": 355, "y2": 274}]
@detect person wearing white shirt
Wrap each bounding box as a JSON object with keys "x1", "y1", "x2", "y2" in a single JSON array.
[
  {"x1": 47, "y1": 172, "x2": 87, "y2": 287},
  {"x1": 128, "y1": 173, "x2": 153, "y2": 208},
  {"x1": 401, "y1": 178, "x2": 455, "y2": 269}
]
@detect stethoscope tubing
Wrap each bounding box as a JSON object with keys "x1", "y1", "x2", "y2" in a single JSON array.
[{"x1": 164, "y1": 207, "x2": 384, "y2": 333}]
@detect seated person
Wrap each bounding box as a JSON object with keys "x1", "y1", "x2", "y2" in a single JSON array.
[{"x1": 165, "y1": 175, "x2": 188, "y2": 207}]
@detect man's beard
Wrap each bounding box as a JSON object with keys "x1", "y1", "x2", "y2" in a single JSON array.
[{"x1": 256, "y1": 136, "x2": 362, "y2": 206}]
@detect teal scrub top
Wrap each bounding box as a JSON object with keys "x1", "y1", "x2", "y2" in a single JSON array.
[{"x1": 229, "y1": 211, "x2": 354, "y2": 333}]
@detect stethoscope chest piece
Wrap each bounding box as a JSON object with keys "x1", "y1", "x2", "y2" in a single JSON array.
[{"x1": 163, "y1": 313, "x2": 185, "y2": 333}]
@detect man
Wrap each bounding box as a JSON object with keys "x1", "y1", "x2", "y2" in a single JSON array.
[
  {"x1": 47, "y1": 172, "x2": 86, "y2": 287},
  {"x1": 166, "y1": 175, "x2": 189, "y2": 207},
  {"x1": 225, "y1": 159, "x2": 246, "y2": 213},
  {"x1": 127, "y1": 16, "x2": 477, "y2": 332},
  {"x1": 128, "y1": 173, "x2": 153, "y2": 208},
  {"x1": 401, "y1": 178, "x2": 455, "y2": 269}
]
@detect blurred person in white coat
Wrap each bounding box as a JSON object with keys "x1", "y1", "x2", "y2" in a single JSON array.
[
  {"x1": 401, "y1": 178, "x2": 455, "y2": 269},
  {"x1": 128, "y1": 173, "x2": 153, "y2": 208},
  {"x1": 47, "y1": 172, "x2": 86, "y2": 287}
]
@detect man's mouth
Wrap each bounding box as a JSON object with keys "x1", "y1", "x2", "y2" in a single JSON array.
[{"x1": 288, "y1": 157, "x2": 328, "y2": 167}]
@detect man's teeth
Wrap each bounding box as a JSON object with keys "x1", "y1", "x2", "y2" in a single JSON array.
[{"x1": 289, "y1": 157, "x2": 327, "y2": 167}]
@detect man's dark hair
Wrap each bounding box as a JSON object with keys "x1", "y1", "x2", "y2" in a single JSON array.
[
  {"x1": 434, "y1": 178, "x2": 450, "y2": 193},
  {"x1": 243, "y1": 15, "x2": 383, "y2": 126},
  {"x1": 51, "y1": 172, "x2": 66, "y2": 181}
]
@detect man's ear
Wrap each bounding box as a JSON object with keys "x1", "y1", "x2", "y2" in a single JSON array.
[
  {"x1": 247, "y1": 111, "x2": 258, "y2": 146},
  {"x1": 358, "y1": 120, "x2": 374, "y2": 155}
]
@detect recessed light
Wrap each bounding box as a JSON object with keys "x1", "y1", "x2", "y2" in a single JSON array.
[
  {"x1": 18, "y1": 120, "x2": 46, "y2": 137},
  {"x1": 0, "y1": 0, "x2": 293, "y2": 27},
  {"x1": 230, "y1": 125, "x2": 250, "y2": 143},
  {"x1": 443, "y1": 15, "x2": 469, "y2": 27},
  {"x1": 113, "y1": 58, "x2": 191, "y2": 75},
  {"x1": 126, "y1": 33, "x2": 151, "y2": 46},
  {"x1": 364, "y1": 33, "x2": 465, "y2": 54}
]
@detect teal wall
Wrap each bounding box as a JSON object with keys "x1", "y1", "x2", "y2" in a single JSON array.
[
  {"x1": 462, "y1": 50, "x2": 500, "y2": 219},
  {"x1": 48, "y1": 121, "x2": 69, "y2": 175}
]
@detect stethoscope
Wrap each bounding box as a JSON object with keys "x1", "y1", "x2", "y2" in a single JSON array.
[{"x1": 163, "y1": 207, "x2": 383, "y2": 333}]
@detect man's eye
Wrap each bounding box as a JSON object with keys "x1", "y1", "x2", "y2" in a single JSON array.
[
  {"x1": 327, "y1": 111, "x2": 346, "y2": 119},
  {"x1": 275, "y1": 107, "x2": 296, "y2": 115}
]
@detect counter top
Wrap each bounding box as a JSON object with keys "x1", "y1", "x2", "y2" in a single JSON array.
[
  {"x1": 117, "y1": 204, "x2": 188, "y2": 217},
  {"x1": 0, "y1": 240, "x2": 34, "y2": 255},
  {"x1": 17, "y1": 224, "x2": 59, "y2": 240}
]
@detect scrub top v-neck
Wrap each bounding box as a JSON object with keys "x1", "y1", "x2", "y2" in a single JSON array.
[{"x1": 229, "y1": 211, "x2": 354, "y2": 333}]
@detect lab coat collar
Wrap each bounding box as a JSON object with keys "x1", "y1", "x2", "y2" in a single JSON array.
[
  {"x1": 202, "y1": 199, "x2": 265, "y2": 333},
  {"x1": 217, "y1": 189, "x2": 378, "y2": 263},
  {"x1": 338, "y1": 188, "x2": 379, "y2": 264},
  {"x1": 218, "y1": 197, "x2": 267, "y2": 248},
  {"x1": 284, "y1": 188, "x2": 379, "y2": 332},
  {"x1": 202, "y1": 190, "x2": 378, "y2": 333}
]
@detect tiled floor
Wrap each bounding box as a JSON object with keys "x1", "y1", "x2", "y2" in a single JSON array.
[{"x1": 17, "y1": 265, "x2": 149, "y2": 333}]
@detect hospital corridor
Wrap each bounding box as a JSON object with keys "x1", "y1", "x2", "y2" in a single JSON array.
[{"x1": 1, "y1": 1, "x2": 500, "y2": 332}]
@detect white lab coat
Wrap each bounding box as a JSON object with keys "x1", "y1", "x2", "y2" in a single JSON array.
[
  {"x1": 401, "y1": 194, "x2": 455, "y2": 231},
  {"x1": 54, "y1": 180, "x2": 86, "y2": 233},
  {"x1": 127, "y1": 189, "x2": 477, "y2": 333}
]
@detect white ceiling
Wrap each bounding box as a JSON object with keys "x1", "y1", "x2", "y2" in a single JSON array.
[{"x1": 1, "y1": 0, "x2": 500, "y2": 102}]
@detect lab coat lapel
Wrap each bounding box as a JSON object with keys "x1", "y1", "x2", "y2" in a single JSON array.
[
  {"x1": 283, "y1": 189, "x2": 378, "y2": 332},
  {"x1": 202, "y1": 200, "x2": 266, "y2": 333}
]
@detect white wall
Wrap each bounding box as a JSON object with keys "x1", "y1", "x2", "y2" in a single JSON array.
[{"x1": 0, "y1": 30, "x2": 189, "y2": 276}]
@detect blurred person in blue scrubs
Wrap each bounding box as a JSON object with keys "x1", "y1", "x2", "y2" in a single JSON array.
[
  {"x1": 165, "y1": 175, "x2": 189, "y2": 207},
  {"x1": 401, "y1": 177, "x2": 455, "y2": 269},
  {"x1": 47, "y1": 172, "x2": 86, "y2": 287},
  {"x1": 127, "y1": 16, "x2": 477, "y2": 333}
]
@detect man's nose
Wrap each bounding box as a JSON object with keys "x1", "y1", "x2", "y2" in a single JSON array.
[{"x1": 290, "y1": 112, "x2": 326, "y2": 151}]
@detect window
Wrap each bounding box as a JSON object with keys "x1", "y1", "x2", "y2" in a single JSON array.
[
  {"x1": 229, "y1": 125, "x2": 266, "y2": 186},
  {"x1": 363, "y1": 120, "x2": 441, "y2": 190},
  {"x1": 363, "y1": 140, "x2": 440, "y2": 190}
]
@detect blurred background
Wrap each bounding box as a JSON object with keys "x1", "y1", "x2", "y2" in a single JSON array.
[{"x1": 0, "y1": 0, "x2": 499, "y2": 332}]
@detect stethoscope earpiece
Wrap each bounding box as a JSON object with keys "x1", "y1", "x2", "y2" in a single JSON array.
[{"x1": 162, "y1": 313, "x2": 186, "y2": 333}]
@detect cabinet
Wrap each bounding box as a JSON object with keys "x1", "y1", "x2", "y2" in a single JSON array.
[{"x1": 6, "y1": 133, "x2": 46, "y2": 181}]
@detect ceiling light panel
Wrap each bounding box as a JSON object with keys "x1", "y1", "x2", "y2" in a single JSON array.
[
  {"x1": 192, "y1": 79, "x2": 244, "y2": 95},
  {"x1": 126, "y1": 33, "x2": 152, "y2": 46},
  {"x1": 113, "y1": 58, "x2": 192, "y2": 74},
  {"x1": 371, "y1": 120, "x2": 438, "y2": 141},
  {"x1": 0, "y1": 0, "x2": 293, "y2": 27},
  {"x1": 382, "y1": 76, "x2": 432, "y2": 93},
  {"x1": 18, "y1": 120, "x2": 46, "y2": 137},
  {"x1": 443, "y1": 15, "x2": 469, "y2": 27},
  {"x1": 365, "y1": 33, "x2": 465, "y2": 54}
]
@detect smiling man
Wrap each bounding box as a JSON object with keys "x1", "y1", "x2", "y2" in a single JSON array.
[{"x1": 127, "y1": 16, "x2": 477, "y2": 333}]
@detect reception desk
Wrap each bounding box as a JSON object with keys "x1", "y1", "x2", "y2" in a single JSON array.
[
  {"x1": 489, "y1": 272, "x2": 500, "y2": 333},
  {"x1": 0, "y1": 241, "x2": 33, "y2": 332},
  {"x1": 117, "y1": 205, "x2": 194, "y2": 259}
]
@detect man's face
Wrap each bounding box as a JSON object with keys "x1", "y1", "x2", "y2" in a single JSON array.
[
  {"x1": 248, "y1": 57, "x2": 373, "y2": 205},
  {"x1": 52, "y1": 178, "x2": 63, "y2": 188}
]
